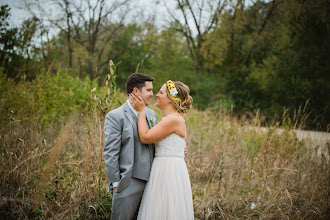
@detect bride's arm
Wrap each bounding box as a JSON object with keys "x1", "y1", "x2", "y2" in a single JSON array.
[
  {"x1": 129, "y1": 94, "x2": 180, "y2": 144},
  {"x1": 137, "y1": 111, "x2": 178, "y2": 144}
]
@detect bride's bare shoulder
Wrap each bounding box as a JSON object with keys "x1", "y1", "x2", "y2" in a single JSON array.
[
  {"x1": 161, "y1": 114, "x2": 185, "y2": 136},
  {"x1": 163, "y1": 114, "x2": 184, "y2": 123}
]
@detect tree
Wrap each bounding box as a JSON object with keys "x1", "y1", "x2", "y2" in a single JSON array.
[
  {"x1": 268, "y1": 0, "x2": 330, "y2": 130},
  {"x1": 24, "y1": 0, "x2": 132, "y2": 79},
  {"x1": 163, "y1": 0, "x2": 227, "y2": 73},
  {"x1": 0, "y1": 5, "x2": 39, "y2": 79},
  {"x1": 245, "y1": 0, "x2": 279, "y2": 67}
]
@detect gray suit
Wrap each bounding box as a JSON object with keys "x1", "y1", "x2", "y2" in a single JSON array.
[{"x1": 104, "y1": 101, "x2": 157, "y2": 220}]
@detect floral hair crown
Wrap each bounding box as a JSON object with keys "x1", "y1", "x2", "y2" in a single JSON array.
[{"x1": 167, "y1": 80, "x2": 180, "y2": 102}]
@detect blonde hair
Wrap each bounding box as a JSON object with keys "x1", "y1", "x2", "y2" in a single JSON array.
[{"x1": 166, "y1": 81, "x2": 193, "y2": 114}]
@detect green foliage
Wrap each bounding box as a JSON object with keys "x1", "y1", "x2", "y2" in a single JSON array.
[
  {"x1": 83, "y1": 190, "x2": 112, "y2": 219},
  {"x1": 109, "y1": 24, "x2": 147, "y2": 89},
  {"x1": 0, "y1": 71, "x2": 97, "y2": 127},
  {"x1": 249, "y1": 0, "x2": 330, "y2": 130},
  {"x1": 0, "y1": 5, "x2": 40, "y2": 80},
  {"x1": 1, "y1": 1, "x2": 329, "y2": 130},
  {"x1": 244, "y1": 131, "x2": 262, "y2": 170},
  {"x1": 91, "y1": 60, "x2": 121, "y2": 119},
  {"x1": 142, "y1": 27, "x2": 214, "y2": 107},
  {"x1": 201, "y1": 0, "x2": 330, "y2": 130}
]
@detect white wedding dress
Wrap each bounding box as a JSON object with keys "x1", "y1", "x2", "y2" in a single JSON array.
[{"x1": 137, "y1": 132, "x2": 194, "y2": 220}]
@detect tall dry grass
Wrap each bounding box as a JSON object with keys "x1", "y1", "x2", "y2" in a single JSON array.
[
  {"x1": 0, "y1": 64, "x2": 119, "y2": 219},
  {"x1": 0, "y1": 109, "x2": 112, "y2": 218},
  {"x1": 185, "y1": 108, "x2": 329, "y2": 219},
  {"x1": 1, "y1": 69, "x2": 329, "y2": 219}
]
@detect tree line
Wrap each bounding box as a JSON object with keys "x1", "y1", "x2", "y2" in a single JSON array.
[{"x1": 0, "y1": 0, "x2": 329, "y2": 130}]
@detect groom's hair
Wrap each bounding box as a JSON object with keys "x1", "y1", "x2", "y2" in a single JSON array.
[{"x1": 125, "y1": 73, "x2": 154, "y2": 94}]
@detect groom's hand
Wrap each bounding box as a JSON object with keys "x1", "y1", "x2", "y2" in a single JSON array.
[
  {"x1": 114, "y1": 187, "x2": 117, "y2": 192},
  {"x1": 184, "y1": 145, "x2": 188, "y2": 156}
]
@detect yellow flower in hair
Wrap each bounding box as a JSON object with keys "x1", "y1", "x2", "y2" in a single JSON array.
[{"x1": 167, "y1": 80, "x2": 179, "y2": 99}]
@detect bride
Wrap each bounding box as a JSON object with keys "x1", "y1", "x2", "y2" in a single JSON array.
[{"x1": 129, "y1": 80, "x2": 194, "y2": 219}]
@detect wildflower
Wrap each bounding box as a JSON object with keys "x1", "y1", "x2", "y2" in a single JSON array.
[{"x1": 169, "y1": 87, "x2": 178, "y2": 97}]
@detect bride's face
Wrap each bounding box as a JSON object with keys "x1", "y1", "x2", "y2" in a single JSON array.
[{"x1": 155, "y1": 84, "x2": 170, "y2": 109}]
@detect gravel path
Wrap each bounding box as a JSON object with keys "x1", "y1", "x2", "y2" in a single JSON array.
[
  {"x1": 246, "y1": 126, "x2": 330, "y2": 163},
  {"x1": 253, "y1": 127, "x2": 330, "y2": 145}
]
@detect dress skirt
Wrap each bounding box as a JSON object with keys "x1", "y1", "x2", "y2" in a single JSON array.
[{"x1": 137, "y1": 157, "x2": 194, "y2": 220}]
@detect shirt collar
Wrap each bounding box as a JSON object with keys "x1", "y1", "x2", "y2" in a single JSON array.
[{"x1": 126, "y1": 99, "x2": 139, "y2": 117}]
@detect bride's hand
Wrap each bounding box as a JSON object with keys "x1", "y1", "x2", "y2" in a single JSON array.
[{"x1": 129, "y1": 93, "x2": 145, "y2": 112}]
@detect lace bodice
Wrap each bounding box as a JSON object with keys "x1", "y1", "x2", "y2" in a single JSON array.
[{"x1": 155, "y1": 133, "x2": 186, "y2": 158}]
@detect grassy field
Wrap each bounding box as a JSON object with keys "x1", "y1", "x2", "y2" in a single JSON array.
[{"x1": 0, "y1": 72, "x2": 329, "y2": 219}]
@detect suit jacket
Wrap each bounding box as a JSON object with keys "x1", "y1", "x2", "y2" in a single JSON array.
[{"x1": 104, "y1": 102, "x2": 157, "y2": 192}]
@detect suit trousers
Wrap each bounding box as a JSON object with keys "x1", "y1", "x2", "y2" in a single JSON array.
[{"x1": 111, "y1": 177, "x2": 146, "y2": 220}]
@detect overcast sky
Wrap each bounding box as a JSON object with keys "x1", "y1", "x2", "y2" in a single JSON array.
[
  {"x1": 1, "y1": 0, "x2": 256, "y2": 32},
  {"x1": 0, "y1": 0, "x2": 172, "y2": 27},
  {"x1": 1, "y1": 0, "x2": 31, "y2": 26}
]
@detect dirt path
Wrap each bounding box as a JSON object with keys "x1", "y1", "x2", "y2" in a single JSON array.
[
  {"x1": 252, "y1": 127, "x2": 330, "y2": 145},
  {"x1": 292, "y1": 129, "x2": 329, "y2": 144},
  {"x1": 246, "y1": 126, "x2": 330, "y2": 163}
]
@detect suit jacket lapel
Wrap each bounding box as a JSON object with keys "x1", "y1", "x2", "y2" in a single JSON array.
[
  {"x1": 124, "y1": 102, "x2": 134, "y2": 127},
  {"x1": 125, "y1": 104, "x2": 153, "y2": 149},
  {"x1": 125, "y1": 102, "x2": 151, "y2": 129}
]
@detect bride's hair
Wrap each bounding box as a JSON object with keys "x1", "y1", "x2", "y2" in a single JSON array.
[{"x1": 166, "y1": 81, "x2": 193, "y2": 114}]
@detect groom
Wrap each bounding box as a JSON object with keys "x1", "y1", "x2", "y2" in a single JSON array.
[{"x1": 104, "y1": 73, "x2": 157, "y2": 219}]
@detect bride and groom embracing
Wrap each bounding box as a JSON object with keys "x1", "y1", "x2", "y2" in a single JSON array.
[{"x1": 104, "y1": 73, "x2": 194, "y2": 219}]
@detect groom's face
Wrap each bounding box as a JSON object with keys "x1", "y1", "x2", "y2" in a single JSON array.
[{"x1": 136, "y1": 81, "x2": 153, "y2": 106}]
